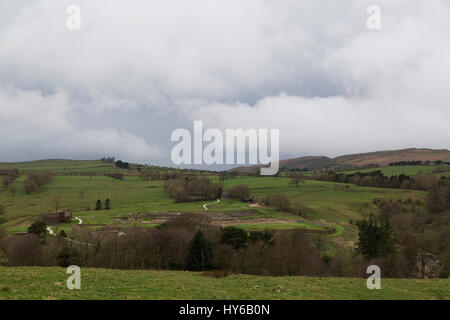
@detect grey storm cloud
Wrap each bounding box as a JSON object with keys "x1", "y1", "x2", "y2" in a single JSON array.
[{"x1": 0, "y1": 0, "x2": 449, "y2": 165}]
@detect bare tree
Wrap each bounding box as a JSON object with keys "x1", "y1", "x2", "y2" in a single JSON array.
[
  {"x1": 290, "y1": 174, "x2": 305, "y2": 187},
  {"x1": 51, "y1": 194, "x2": 62, "y2": 213}
]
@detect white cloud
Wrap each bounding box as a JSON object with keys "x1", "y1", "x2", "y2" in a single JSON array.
[
  {"x1": 0, "y1": 86, "x2": 162, "y2": 162},
  {"x1": 0, "y1": 0, "x2": 448, "y2": 164}
]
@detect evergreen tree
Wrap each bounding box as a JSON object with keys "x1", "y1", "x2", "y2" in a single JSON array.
[
  {"x1": 105, "y1": 198, "x2": 111, "y2": 210},
  {"x1": 57, "y1": 247, "x2": 81, "y2": 268},
  {"x1": 356, "y1": 214, "x2": 396, "y2": 259},
  {"x1": 95, "y1": 199, "x2": 102, "y2": 210},
  {"x1": 220, "y1": 226, "x2": 248, "y2": 250},
  {"x1": 185, "y1": 230, "x2": 213, "y2": 271},
  {"x1": 27, "y1": 221, "x2": 47, "y2": 237}
]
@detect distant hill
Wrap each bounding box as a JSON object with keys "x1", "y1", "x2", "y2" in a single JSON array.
[
  {"x1": 333, "y1": 148, "x2": 450, "y2": 167},
  {"x1": 232, "y1": 148, "x2": 450, "y2": 172}
]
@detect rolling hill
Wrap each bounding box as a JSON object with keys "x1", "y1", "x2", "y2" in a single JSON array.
[{"x1": 233, "y1": 148, "x2": 450, "y2": 172}]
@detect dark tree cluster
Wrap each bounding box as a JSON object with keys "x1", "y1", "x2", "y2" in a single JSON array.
[
  {"x1": 356, "y1": 214, "x2": 396, "y2": 260},
  {"x1": 115, "y1": 160, "x2": 129, "y2": 169},
  {"x1": 164, "y1": 177, "x2": 222, "y2": 202},
  {"x1": 95, "y1": 198, "x2": 111, "y2": 210},
  {"x1": 0, "y1": 215, "x2": 337, "y2": 277},
  {"x1": 312, "y1": 170, "x2": 448, "y2": 191},
  {"x1": 227, "y1": 184, "x2": 251, "y2": 201}
]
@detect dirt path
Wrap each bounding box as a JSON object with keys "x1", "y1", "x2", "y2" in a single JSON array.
[
  {"x1": 203, "y1": 199, "x2": 220, "y2": 210},
  {"x1": 46, "y1": 221, "x2": 92, "y2": 246},
  {"x1": 46, "y1": 227, "x2": 55, "y2": 236}
]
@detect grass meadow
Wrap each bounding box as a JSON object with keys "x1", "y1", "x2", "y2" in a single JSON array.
[{"x1": 0, "y1": 266, "x2": 448, "y2": 300}]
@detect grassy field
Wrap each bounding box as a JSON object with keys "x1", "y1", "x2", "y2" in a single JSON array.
[
  {"x1": 0, "y1": 160, "x2": 446, "y2": 301},
  {"x1": 0, "y1": 267, "x2": 448, "y2": 300},
  {"x1": 0, "y1": 175, "x2": 426, "y2": 240},
  {"x1": 0, "y1": 160, "x2": 428, "y2": 245}
]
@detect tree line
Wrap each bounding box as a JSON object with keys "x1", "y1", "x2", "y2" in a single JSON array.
[{"x1": 310, "y1": 170, "x2": 449, "y2": 191}]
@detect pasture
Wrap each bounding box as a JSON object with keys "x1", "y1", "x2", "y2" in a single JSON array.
[
  {"x1": 0, "y1": 266, "x2": 448, "y2": 300},
  {"x1": 0, "y1": 161, "x2": 427, "y2": 244}
]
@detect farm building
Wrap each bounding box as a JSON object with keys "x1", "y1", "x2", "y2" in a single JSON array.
[{"x1": 58, "y1": 208, "x2": 72, "y2": 222}]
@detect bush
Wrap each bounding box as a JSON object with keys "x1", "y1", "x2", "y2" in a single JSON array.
[{"x1": 95, "y1": 199, "x2": 102, "y2": 210}]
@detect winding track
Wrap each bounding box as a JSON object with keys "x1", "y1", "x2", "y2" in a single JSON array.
[
  {"x1": 202, "y1": 199, "x2": 220, "y2": 210},
  {"x1": 46, "y1": 217, "x2": 92, "y2": 246}
]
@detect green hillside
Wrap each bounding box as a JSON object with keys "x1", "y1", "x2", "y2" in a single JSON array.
[{"x1": 0, "y1": 170, "x2": 426, "y2": 242}]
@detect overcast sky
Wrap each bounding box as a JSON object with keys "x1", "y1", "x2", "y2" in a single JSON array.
[{"x1": 0, "y1": 0, "x2": 449, "y2": 167}]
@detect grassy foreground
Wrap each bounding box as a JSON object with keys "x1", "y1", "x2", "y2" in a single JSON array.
[{"x1": 0, "y1": 267, "x2": 448, "y2": 300}]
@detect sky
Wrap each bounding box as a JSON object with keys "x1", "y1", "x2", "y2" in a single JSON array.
[{"x1": 0, "y1": 0, "x2": 449, "y2": 168}]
